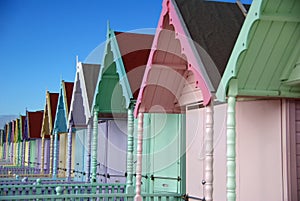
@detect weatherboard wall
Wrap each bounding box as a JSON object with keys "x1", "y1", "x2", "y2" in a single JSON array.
[
  {"x1": 184, "y1": 99, "x2": 297, "y2": 200},
  {"x1": 96, "y1": 119, "x2": 127, "y2": 184},
  {"x1": 296, "y1": 101, "x2": 300, "y2": 199},
  {"x1": 74, "y1": 128, "x2": 87, "y2": 182},
  {"x1": 186, "y1": 104, "x2": 227, "y2": 200},
  {"x1": 58, "y1": 133, "x2": 67, "y2": 177},
  {"x1": 132, "y1": 113, "x2": 185, "y2": 194}
]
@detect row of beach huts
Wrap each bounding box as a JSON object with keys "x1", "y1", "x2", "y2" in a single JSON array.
[{"x1": 0, "y1": 0, "x2": 299, "y2": 200}]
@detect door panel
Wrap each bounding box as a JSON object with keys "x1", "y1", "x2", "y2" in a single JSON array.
[
  {"x1": 150, "y1": 114, "x2": 183, "y2": 193},
  {"x1": 75, "y1": 129, "x2": 85, "y2": 181},
  {"x1": 186, "y1": 108, "x2": 204, "y2": 198},
  {"x1": 107, "y1": 120, "x2": 127, "y2": 183}
]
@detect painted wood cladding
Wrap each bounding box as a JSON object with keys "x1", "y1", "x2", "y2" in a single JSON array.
[
  {"x1": 236, "y1": 100, "x2": 283, "y2": 201},
  {"x1": 133, "y1": 113, "x2": 185, "y2": 194},
  {"x1": 96, "y1": 120, "x2": 127, "y2": 184},
  {"x1": 186, "y1": 104, "x2": 226, "y2": 200},
  {"x1": 74, "y1": 129, "x2": 87, "y2": 181},
  {"x1": 295, "y1": 100, "x2": 300, "y2": 199}
]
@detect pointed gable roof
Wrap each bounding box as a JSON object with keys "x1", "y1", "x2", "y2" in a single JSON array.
[
  {"x1": 49, "y1": 93, "x2": 59, "y2": 127},
  {"x1": 3, "y1": 125, "x2": 7, "y2": 143},
  {"x1": 93, "y1": 26, "x2": 153, "y2": 117},
  {"x1": 134, "y1": 0, "x2": 245, "y2": 116},
  {"x1": 6, "y1": 123, "x2": 11, "y2": 143},
  {"x1": 64, "y1": 82, "x2": 74, "y2": 115},
  {"x1": 16, "y1": 118, "x2": 22, "y2": 142},
  {"x1": 114, "y1": 31, "x2": 154, "y2": 99},
  {"x1": 69, "y1": 62, "x2": 100, "y2": 127},
  {"x1": 41, "y1": 91, "x2": 59, "y2": 138},
  {"x1": 21, "y1": 115, "x2": 26, "y2": 140},
  {"x1": 216, "y1": 0, "x2": 300, "y2": 101},
  {"x1": 54, "y1": 80, "x2": 74, "y2": 133},
  {"x1": 0, "y1": 129, "x2": 4, "y2": 145},
  {"x1": 12, "y1": 120, "x2": 16, "y2": 143},
  {"x1": 175, "y1": 0, "x2": 246, "y2": 84},
  {"x1": 26, "y1": 110, "x2": 44, "y2": 139}
]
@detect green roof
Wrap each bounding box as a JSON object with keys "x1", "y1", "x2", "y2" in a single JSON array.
[{"x1": 216, "y1": 0, "x2": 300, "y2": 101}]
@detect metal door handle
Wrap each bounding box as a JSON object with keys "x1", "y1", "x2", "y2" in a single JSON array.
[{"x1": 182, "y1": 194, "x2": 205, "y2": 201}]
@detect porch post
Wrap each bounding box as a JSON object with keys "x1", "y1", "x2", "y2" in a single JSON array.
[
  {"x1": 0, "y1": 133, "x2": 2, "y2": 160},
  {"x1": 126, "y1": 106, "x2": 134, "y2": 193},
  {"x1": 27, "y1": 140, "x2": 31, "y2": 167},
  {"x1": 86, "y1": 119, "x2": 92, "y2": 182},
  {"x1": 49, "y1": 135, "x2": 54, "y2": 175},
  {"x1": 17, "y1": 141, "x2": 21, "y2": 166},
  {"x1": 22, "y1": 140, "x2": 25, "y2": 167},
  {"x1": 135, "y1": 112, "x2": 144, "y2": 201},
  {"x1": 205, "y1": 98, "x2": 214, "y2": 201},
  {"x1": 66, "y1": 122, "x2": 73, "y2": 181},
  {"x1": 91, "y1": 110, "x2": 99, "y2": 183},
  {"x1": 41, "y1": 136, "x2": 45, "y2": 174},
  {"x1": 104, "y1": 120, "x2": 109, "y2": 183},
  {"x1": 10, "y1": 142, "x2": 14, "y2": 163},
  {"x1": 0, "y1": 131, "x2": 2, "y2": 160},
  {"x1": 53, "y1": 130, "x2": 59, "y2": 178},
  {"x1": 227, "y1": 95, "x2": 237, "y2": 201},
  {"x1": 5, "y1": 141, "x2": 9, "y2": 161},
  {"x1": 16, "y1": 142, "x2": 19, "y2": 165},
  {"x1": 15, "y1": 142, "x2": 18, "y2": 165}
]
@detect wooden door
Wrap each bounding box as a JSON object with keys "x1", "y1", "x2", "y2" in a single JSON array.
[
  {"x1": 44, "y1": 139, "x2": 50, "y2": 173},
  {"x1": 58, "y1": 133, "x2": 67, "y2": 177},
  {"x1": 30, "y1": 140, "x2": 36, "y2": 168},
  {"x1": 107, "y1": 119, "x2": 127, "y2": 183},
  {"x1": 287, "y1": 100, "x2": 300, "y2": 201},
  {"x1": 149, "y1": 114, "x2": 184, "y2": 194},
  {"x1": 74, "y1": 129, "x2": 85, "y2": 181},
  {"x1": 186, "y1": 107, "x2": 205, "y2": 198}
]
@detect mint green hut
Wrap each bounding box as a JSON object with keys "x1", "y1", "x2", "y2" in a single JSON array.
[
  {"x1": 91, "y1": 23, "x2": 153, "y2": 190},
  {"x1": 216, "y1": 0, "x2": 300, "y2": 200}
]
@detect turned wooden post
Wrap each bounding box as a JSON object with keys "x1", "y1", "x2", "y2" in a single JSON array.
[
  {"x1": 126, "y1": 106, "x2": 134, "y2": 193},
  {"x1": 41, "y1": 137, "x2": 45, "y2": 174},
  {"x1": 53, "y1": 130, "x2": 59, "y2": 178},
  {"x1": 204, "y1": 98, "x2": 214, "y2": 201},
  {"x1": 91, "y1": 110, "x2": 99, "y2": 183},
  {"x1": 134, "y1": 113, "x2": 144, "y2": 201},
  {"x1": 66, "y1": 122, "x2": 73, "y2": 181},
  {"x1": 49, "y1": 135, "x2": 54, "y2": 175},
  {"x1": 227, "y1": 95, "x2": 236, "y2": 201},
  {"x1": 86, "y1": 119, "x2": 92, "y2": 182}
]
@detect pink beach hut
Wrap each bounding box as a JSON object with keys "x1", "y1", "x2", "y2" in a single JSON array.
[{"x1": 134, "y1": 0, "x2": 245, "y2": 199}]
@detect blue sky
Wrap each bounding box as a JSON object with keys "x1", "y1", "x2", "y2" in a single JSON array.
[
  {"x1": 0, "y1": 0, "x2": 252, "y2": 117},
  {"x1": 0, "y1": 0, "x2": 161, "y2": 116}
]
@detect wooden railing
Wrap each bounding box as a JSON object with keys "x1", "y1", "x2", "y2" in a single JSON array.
[
  {"x1": 0, "y1": 178, "x2": 85, "y2": 185},
  {"x1": 0, "y1": 192, "x2": 182, "y2": 201},
  {"x1": 0, "y1": 183, "x2": 126, "y2": 196},
  {"x1": 0, "y1": 166, "x2": 42, "y2": 175}
]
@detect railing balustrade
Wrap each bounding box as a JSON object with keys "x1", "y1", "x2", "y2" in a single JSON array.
[
  {"x1": 0, "y1": 183, "x2": 126, "y2": 196},
  {"x1": 0, "y1": 179, "x2": 85, "y2": 185},
  {"x1": 0, "y1": 166, "x2": 42, "y2": 175},
  {"x1": 0, "y1": 192, "x2": 182, "y2": 201}
]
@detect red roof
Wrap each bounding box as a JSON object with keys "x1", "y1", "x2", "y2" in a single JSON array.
[
  {"x1": 49, "y1": 93, "x2": 59, "y2": 126},
  {"x1": 12, "y1": 120, "x2": 16, "y2": 142},
  {"x1": 21, "y1": 116, "x2": 26, "y2": 139},
  {"x1": 64, "y1": 82, "x2": 74, "y2": 112},
  {"x1": 114, "y1": 31, "x2": 154, "y2": 99},
  {"x1": 28, "y1": 111, "x2": 44, "y2": 139}
]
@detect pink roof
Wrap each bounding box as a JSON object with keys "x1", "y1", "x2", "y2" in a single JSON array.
[{"x1": 134, "y1": 0, "x2": 212, "y2": 117}]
